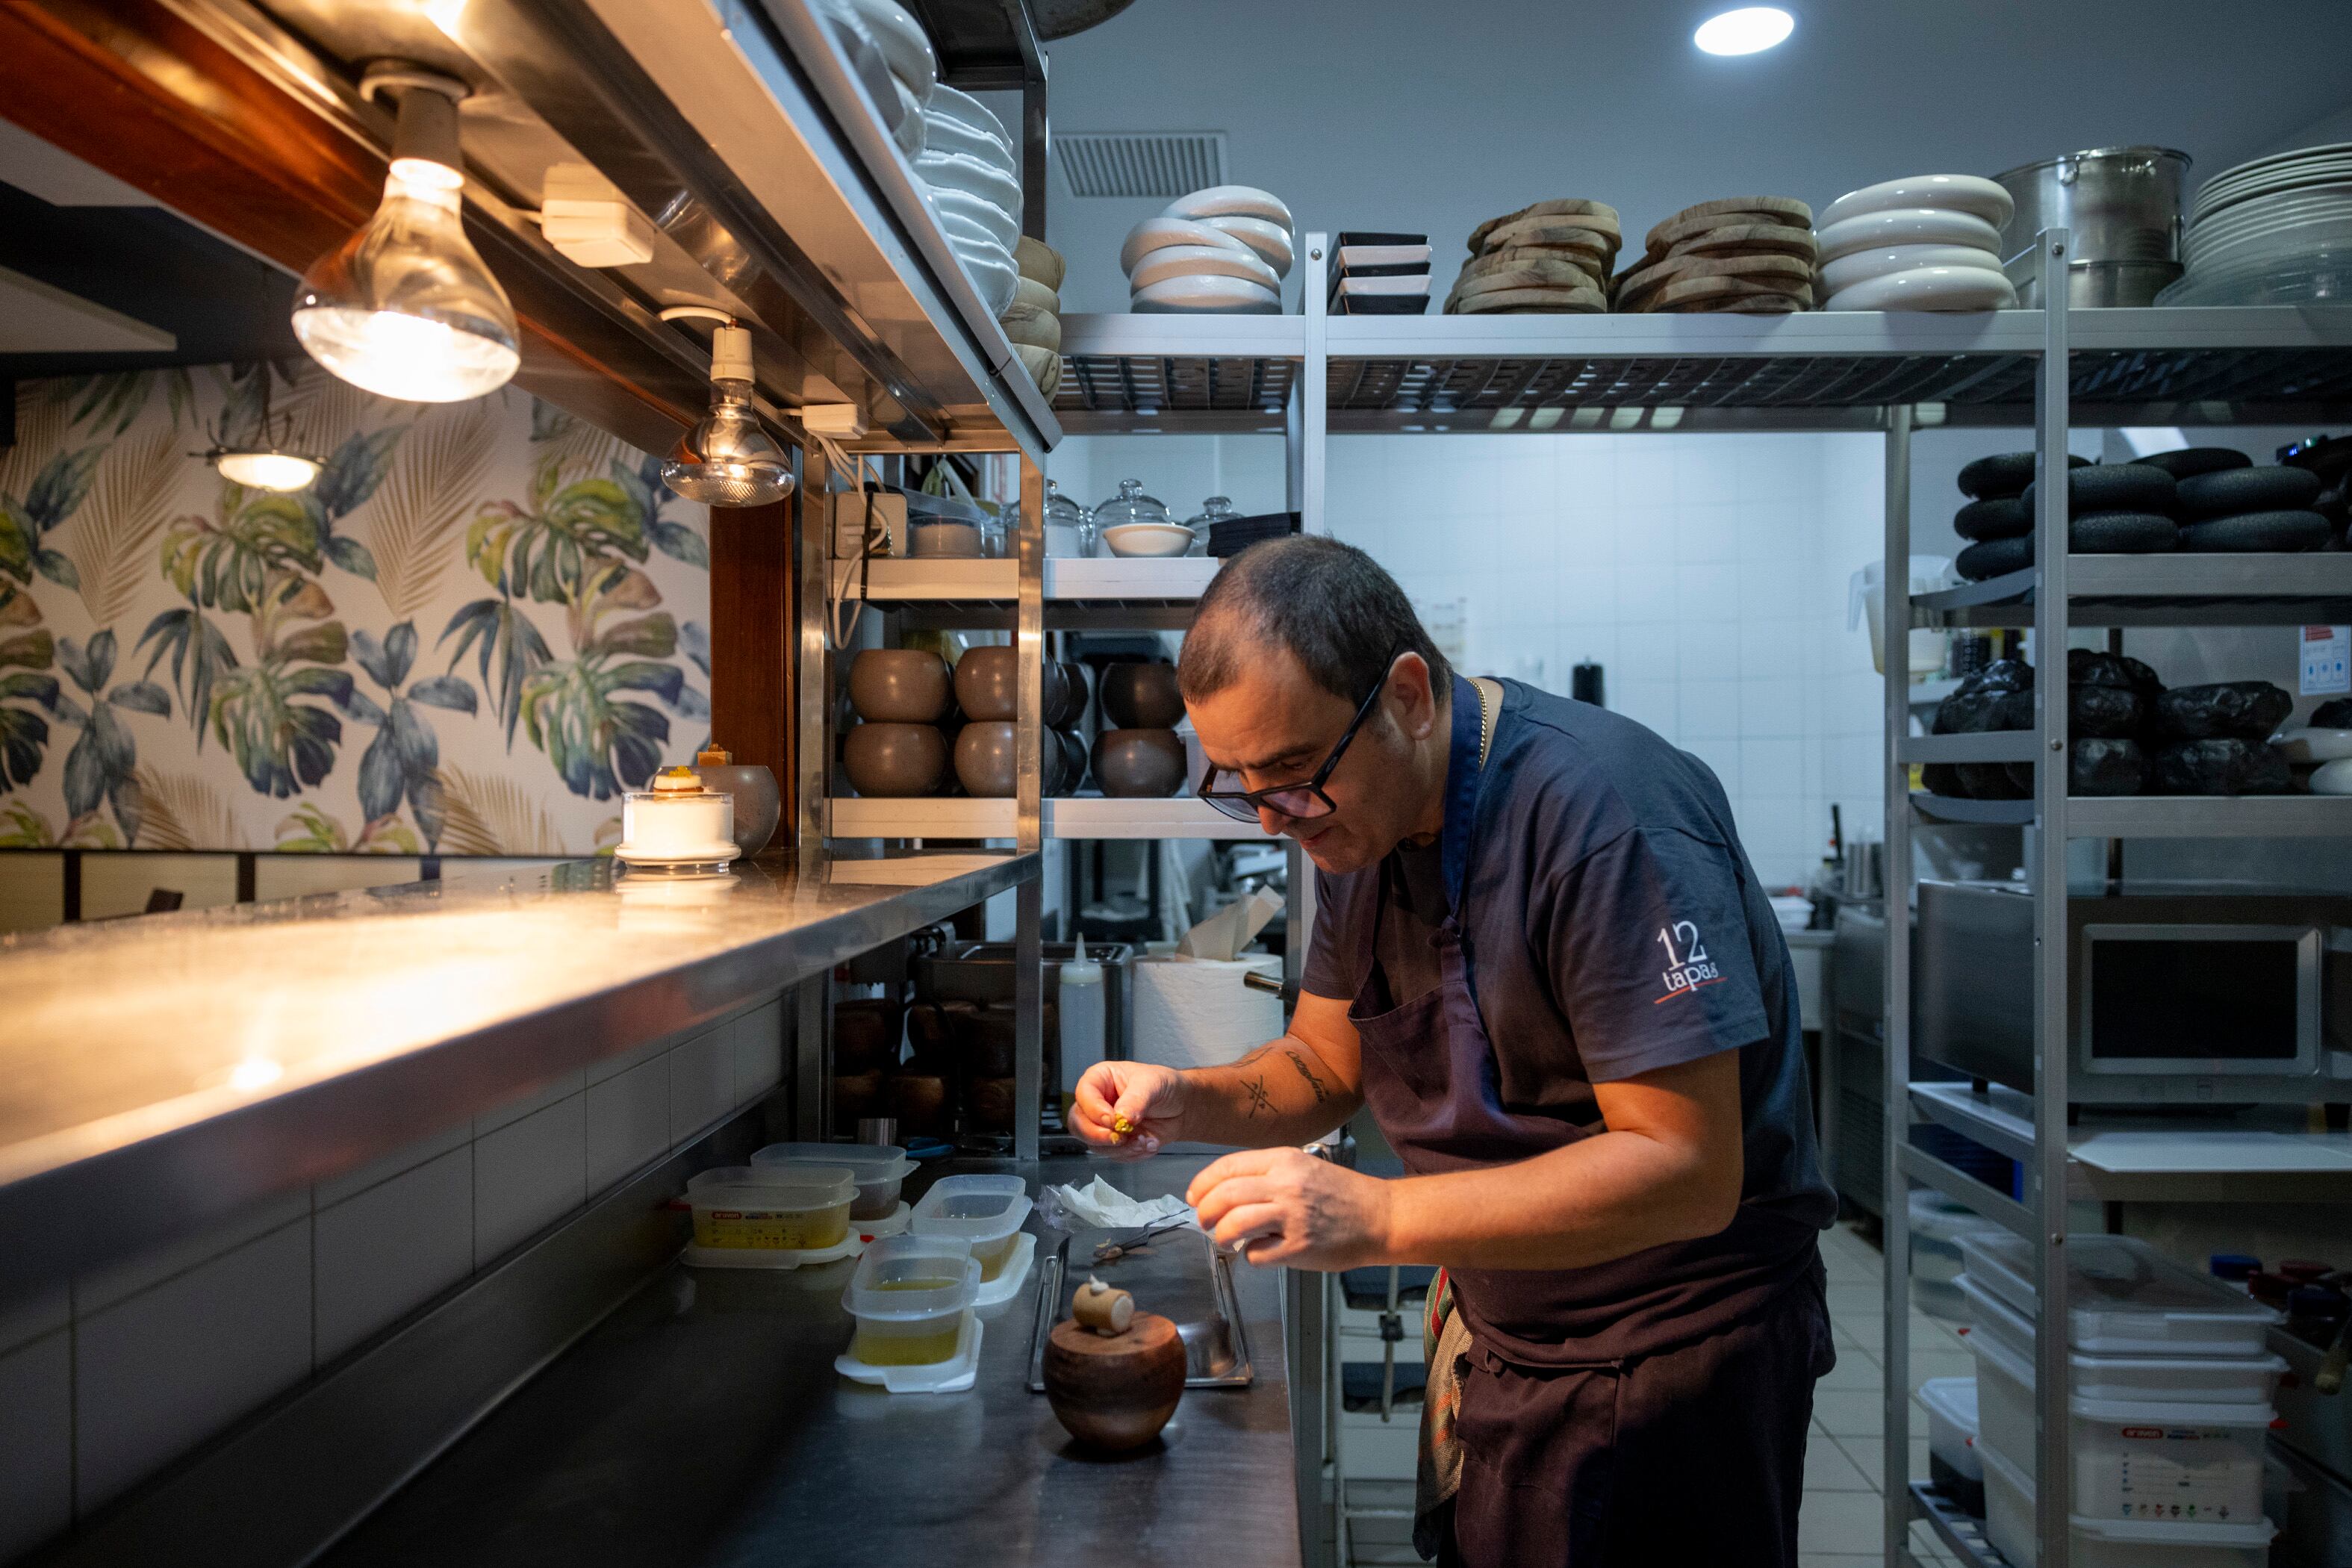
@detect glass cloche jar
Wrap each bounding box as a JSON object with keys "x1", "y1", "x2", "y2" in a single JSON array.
[{"x1": 1043, "y1": 478, "x2": 1094, "y2": 558}]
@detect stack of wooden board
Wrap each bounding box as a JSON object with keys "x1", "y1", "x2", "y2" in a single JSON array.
[
  {"x1": 1610, "y1": 197, "x2": 1817, "y2": 314},
  {"x1": 1443, "y1": 199, "x2": 1620, "y2": 314}
]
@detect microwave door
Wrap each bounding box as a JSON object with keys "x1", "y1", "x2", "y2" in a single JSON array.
[{"x1": 2077, "y1": 924, "x2": 2323, "y2": 1078}]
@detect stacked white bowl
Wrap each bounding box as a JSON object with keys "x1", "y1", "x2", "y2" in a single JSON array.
[
  {"x1": 2164, "y1": 143, "x2": 2352, "y2": 306},
  {"x1": 915, "y1": 84, "x2": 1021, "y2": 317},
  {"x1": 1121, "y1": 186, "x2": 1294, "y2": 313},
  {"x1": 821, "y1": 0, "x2": 936, "y2": 160},
  {"x1": 1815, "y1": 175, "x2": 2020, "y2": 311}
]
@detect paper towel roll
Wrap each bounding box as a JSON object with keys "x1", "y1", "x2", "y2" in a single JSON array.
[{"x1": 1130, "y1": 955, "x2": 1285, "y2": 1070}]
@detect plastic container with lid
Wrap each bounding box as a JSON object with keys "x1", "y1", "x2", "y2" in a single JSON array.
[
  {"x1": 2207, "y1": 1254, "x2": 2261, "y2": 1293},
  {"x1": 685, "y1": 1164, "x2": 854, "y2": 1251},
  {"x1": 615, "y1": 767, "x2": 739, "y2": 871},
  {"x1": 1042, "y1": 479, "x2": 1093, "y2": 559},
  {"x1": 1959, "y1": 1274, "x2": 2289, "y2": 1407},
  {"x1": 910, "y1": 1173, "x2": 1033, "y2": 1281},
  {"x1": 1956, "y1": 1231, "x2": 2279, "y2": 1356},
  {"x1": 1918, "y1": 1375, "x2": 1982, "y2": 1512},
  {"x1": 1979, "y1": 1434, "x2": 2274, "y2": 1568},
  {"x1": 841, "y1": 1234, "x2": 980, "y2": 1369},
  {"x1": 751, "y1": 1142, "x2": 915, "y2": 1222}
]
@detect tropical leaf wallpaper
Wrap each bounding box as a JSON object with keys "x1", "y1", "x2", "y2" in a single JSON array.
[{"x1": 0, "y1": 364, "x2": 712, "y2": 856}]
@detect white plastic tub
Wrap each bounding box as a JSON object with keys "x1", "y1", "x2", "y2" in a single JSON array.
[
  {"x1": 910, "y1": 1174, "x2": 1033, "y2": 1281},
  {"x1": 1959, "y1": 1275, "x2": 2287, "y2": 1406},
  {"x1": 1979, "y1": 1434, "x2": 2274, "y2": 1568},
  {"x1": 1963, "y1": 1304, "x2": 2274, "y2": 1525},
  {"x1": 1919, "y1": 1375, "x2": 1982, "y2": 1484},
  {"x1": 841, "y1": 1234, "x2": 979, "y2": 1369},
  {"x1": 751, "y1": 1142, "x2": 915, "y2": 1221},
  {"x1": 685, "y1": 1165, "x2": 854, "y2": 1252},
  {"x1": 1956, "y1": 1232, "x2": 2279, "y2": 1356}
]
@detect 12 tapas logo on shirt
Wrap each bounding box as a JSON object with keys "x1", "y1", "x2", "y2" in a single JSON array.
[{"x1": 1654, "y1": 920, "x2": 1723, "y2": 1004}]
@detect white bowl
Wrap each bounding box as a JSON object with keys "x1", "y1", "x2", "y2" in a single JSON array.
[
  {"x1": 2312, "y1": 757, "x2": 2352, "y2": 794},
  {"x1": 957, "y1": 243, "x2": 1018, "y2": 315},
  {"x1": 1818, "y1": 242, "x2": 2005, "y2": 295},
  {"x1": 926, "y1": 183, "x2": 1018, "y2": 252},
  {"x1": 1132, "y1": 273, "x2": 1281, "y2": 313},
  {"x1": 1101, "y1": 522, "x2": 1197, "y2": 557},
  {"x1": 1120, "y1": 216, "x2": 1252, "y2": 274},
  {"x1": 915, "y1": 149, "x2": 1020, "y2": 219},
  {"x1": 924, "y1": 83, "x2": 1011, "y2": 155},
  {"x1": 1816, "y1": 207, "x2": 2005, "y2": 264},
  {"x1": 1819, "y1": 174, "x2": 2015, "y2": 233},
  {"x1": 1824, "y1": 264, "x2": 2017, "y2": 312},
  {"x1": 1127, "y1": 242, "x2": 1281, "y2": 292},
  {"x1": 921, "y1": 108, "x2": 1012, "y2": 172},
  {"x1": 1162, "y1": 184, "x2": 1293, "y2": 229},
  {"x1": 2277, "y1": 727, "x2": 2352, "y2": 763},
  {"x1": 843, "y1": 0, "x2": 936, "y2": 105},
  {"x1": 1198, "y1": 214, "x2": 1294, "y2": 277}
]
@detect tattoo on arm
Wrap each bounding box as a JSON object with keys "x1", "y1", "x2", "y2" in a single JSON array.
[
  {"x1": 1285, "y1": 1050, "x2": 1330, "y2": 1104},
  {"x1": 1242, "y1": 1076, "x2": 1273, "y2": 1119}
]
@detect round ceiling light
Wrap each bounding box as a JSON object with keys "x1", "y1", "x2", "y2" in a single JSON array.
[{"x1": 1694, "y1": 6, "x2": 1794, "y2": 55}]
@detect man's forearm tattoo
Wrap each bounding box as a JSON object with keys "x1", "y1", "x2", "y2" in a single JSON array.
[
  {"x1": 1285, "y1": 1049, "x2": 1329, "y2": 1104},
  {"x1": 1242, "y1": 1075, "x2": 1273, "y2": 1119}
]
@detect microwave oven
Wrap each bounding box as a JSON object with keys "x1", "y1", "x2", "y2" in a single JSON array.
[{"x1": 1913, "y1": 882, "x2": 2352, "y2": 1105}]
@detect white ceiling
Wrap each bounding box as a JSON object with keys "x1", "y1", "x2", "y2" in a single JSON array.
[{"x1": 1033, "y1": 0, "x2": 2352, "y2": 313}]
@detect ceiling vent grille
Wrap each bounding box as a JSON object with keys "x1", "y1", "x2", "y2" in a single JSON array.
[{"x1": 1055, "y1": 131, "x2": 1228, "y2": 199}]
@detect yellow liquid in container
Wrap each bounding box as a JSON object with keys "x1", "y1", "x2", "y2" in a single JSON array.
[
  {"x1": 873, "y1": 1277, "x2": 958, "y2": 1291},
  {"x1": 973, "y1": 1233, "x2": 1018, "y2": 1280},
  {"x1": 853, "y1": 1319, "x2": 964, "y2": 1366},
  {"x1": 692, "y1": 1202, "x2": 850, "y2": 1251}
]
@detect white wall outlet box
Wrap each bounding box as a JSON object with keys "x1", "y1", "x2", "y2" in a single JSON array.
[
  {"x1": 540, "y1": 163, "x2": 657, "y2": 269},
  {"x1": 803, "y1": 403, "x2": 868, "y2": 440}
]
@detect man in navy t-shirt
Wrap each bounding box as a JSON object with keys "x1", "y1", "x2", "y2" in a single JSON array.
[{"x1": 1072, "y1": 536, "x2": 1835, "y2": 1568}]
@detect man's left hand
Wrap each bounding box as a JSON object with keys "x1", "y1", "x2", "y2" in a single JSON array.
[{"x1": 1186, "y1": 1148, "x2": 1396, "y2": 1271}]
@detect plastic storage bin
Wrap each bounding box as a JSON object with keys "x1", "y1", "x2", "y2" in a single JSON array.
[
  {"x1": 1979, "y1": 1437, "x2": 2274, "y2": 1568},
  {"x1": 1962, "y1": 1296, "x2": 2275, "y2": 1525},
  {"x1": 911, "y1": 1174, "x2": 1033, "y2": 1281},
  {"x1": 1956, "y1": 1232, "x2": 2279, "y2": 1355},
  {"x1": 751, "y1": 1142, "x2": 915, "y2": 1221},
  {"x1": 841, "y1": 1234, "x2": 980, "y2": 1366},
  {"x1": 1918, "y1": 1375, "x2": 1983, "y2": 1513},
  {"x1": 1959, "y1": 1275, "x2": 2287, "y2": 1406},
  {"x1": 685, "y1": 1165, "x2": 854, "y2": 1251},
  {"x1": 1911, "y1": 1189, "x2": 2000, "y2": 1321}
]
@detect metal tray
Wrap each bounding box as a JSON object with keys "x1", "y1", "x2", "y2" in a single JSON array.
[{"x1": 1026, "y1": 1225, "x2": 1254, "y2": 1390}]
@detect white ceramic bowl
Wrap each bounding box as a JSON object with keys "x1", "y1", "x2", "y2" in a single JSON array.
[
  {"x1": 1127, "y1": 242, "x2": 1281, "y2": 292},
  {"x1": 916, "y1": 149, "x2": 1020, "y2": 220},
  {"x1": 1132, "y1": 273, "x2": 1281, "y2": 313},
  {"x1": 2312, "y1": 757, "x2": 2352, "y2": 794},
  {"x1": 921, "y1": 109, "x2": 1012, "y2": 173},
  {"x1": 958, "y1": 243, "x2": 1018, "y2": 316},
  {"x1": 1819, "y1": 174, "x2": 2015, "y2": 232},
  {"x1": 1824, "y1": 264, "x2": 2017, "y2": 312},
  {"x1": 1120, "y1": 216, "x2": 1252, "y2": 274},
  {"x1": 927, "y1": 183, "x2": 1018, "y2": 252},
  {"x1": 2277, "y1": 727, "x2": 2352, "y2": 763},
  {"x1": 1162, "y1": 184, "x2": 1293, "y2": 229},
  {"x1": 1816, "y1": 208, "x2": 2004, "y2": 264},
  {"x1": 1818, "y1": 242, "x2": 2006, "y2": 295},
  {"x1": 1198, "y1": 214, "x2": 1294, "y2": 277},
  {"x1": 844, "y1": 0, "x2": 936, "y2": 105},
  {"x1": 924, "y1": 83, "x2": 1011, "y2": 156},
  {"x1": 1101, "y1": 522, "x2": 1197, "y2": 558}
]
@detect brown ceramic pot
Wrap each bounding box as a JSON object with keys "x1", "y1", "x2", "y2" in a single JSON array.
[
  {"x1": 889, "y1": 1071, "x2": 951, "y2": 1139},
  {"x1": 1045, "y1": 661, "x2": 1089, "y2": 728},
  {"x1": 1043, "y1": 1313, "x2": 1187, "y2": 1451},
  {"x1": 1090, "y1": 728, "x2": 1186, "y2": 797},
  {"x1": 833, "y1": 998, "x2": 901, "y2": 1074},
  {"x1": 843, "y1": 722, "x2": 948, "y2": 797},
  {"x1": 848, "y1": 648, "x2": 953, "y2": 723},
  {"x1": 953, "y1": 646, "x2": 1073, "y2": 723},
  {"x1": 833, "y1": 1071, "x2": 886, "y2": 1133},
  {"x1": 1053, "y1": 728, "x2": 1088, "y2": 794},
  {"x1": 1100, "y1": 662, "x2": 1185, "y2": 729},
  {"x1": 956, "y1": 721, "x2": 1074, "y2": 797},
  {"x1": 968, "y1": 1074, "x2": 1018, "y2": 1132}
]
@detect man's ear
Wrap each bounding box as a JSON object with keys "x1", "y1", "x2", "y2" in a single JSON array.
[{"x1": 1388, "y1": 650, "x2": 1437, "y2": 739}]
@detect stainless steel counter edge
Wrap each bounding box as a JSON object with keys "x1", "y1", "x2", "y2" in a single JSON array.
[{"x1": 0, "y1": 851, "x2": 1037, "y2": 1292}]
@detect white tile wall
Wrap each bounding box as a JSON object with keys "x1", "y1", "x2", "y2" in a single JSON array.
[{"x1": 0, "y1": 996, "x2": 794, "y2": 1561}]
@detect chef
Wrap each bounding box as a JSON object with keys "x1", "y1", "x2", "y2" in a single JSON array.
[{"x1": 1071, "y1": 536, "x2": 1836, "y2": 1567}]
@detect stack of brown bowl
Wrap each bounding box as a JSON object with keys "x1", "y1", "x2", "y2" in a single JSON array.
[
  {"x1": 830, "y1": 995, "x2": 903, "y2": 1136},
  {"x1": 1005, "y1": 237, "x2": 1065, "y2": 397},
  {"x1": 951, "y1": 647, "x2": 1088, "y2": 797},
  {"x1": 1443, "y1": 199, "x2": 1620, "y2": 315},
  {"x1": 1092, "y1": 662, "x2": 1189, "y2": 797},
  {"x1": 843, "y1": 649, "x2": 953, "y2": 796},
  {"x1": 1610, "y1": 197, "x2": 1817, "y2": 314}
]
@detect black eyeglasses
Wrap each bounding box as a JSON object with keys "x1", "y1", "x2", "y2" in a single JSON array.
[{"x1": 1196, "y1": 654, "x2": 1398, "y2": 824}]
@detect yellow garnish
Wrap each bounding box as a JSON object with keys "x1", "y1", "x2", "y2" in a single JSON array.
[{"x1": 1111, "y1": 1115, "x2": 1136, "y2": 1136}]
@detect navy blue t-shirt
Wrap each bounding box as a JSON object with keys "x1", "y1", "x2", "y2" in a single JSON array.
[{"x1": 1304, "y1": 679, "x2": 1835, "y2": 1354}]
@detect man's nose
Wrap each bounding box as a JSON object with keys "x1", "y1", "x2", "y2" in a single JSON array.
[{"x1": 1257, "y1": 802, "x2": 1289, "y2": 837}]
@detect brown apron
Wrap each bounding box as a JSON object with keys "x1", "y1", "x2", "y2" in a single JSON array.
[{"x1": 1351, "y1": 676, "x2": 1833, "y2": 1567}]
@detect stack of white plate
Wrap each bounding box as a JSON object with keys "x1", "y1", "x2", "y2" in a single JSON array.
[
  {"x1": 818, "y1": 0, "x2": 936, "y2": 160},
  {"x1": 915, "y1": 84, "x2": 1021, "y2": 316},
  {"x1": 1814, "y1": 175, "x2": 2019, "y2": 311},
  {"x1": 2163, "y1": 143, "x2": 2352, "y2": 307},
  {"x1": 1121, "y1": 187, "x2": 1294, "y2": 313}
]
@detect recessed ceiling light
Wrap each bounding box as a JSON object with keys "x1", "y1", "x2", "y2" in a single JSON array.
[{"x1": 1695, "y1": 7, "x2": 1794, "y2": 55}]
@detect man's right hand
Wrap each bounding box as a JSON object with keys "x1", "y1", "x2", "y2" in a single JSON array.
[{"x1": 1071, "y1": 1060, "x2": 1188, "y2": 1159}]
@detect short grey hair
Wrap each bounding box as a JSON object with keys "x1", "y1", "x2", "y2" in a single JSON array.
[{"x1": 1178, "y1": 535, "x2": 1451, "y2": 706}]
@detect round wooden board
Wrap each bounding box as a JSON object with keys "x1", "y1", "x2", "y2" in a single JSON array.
[
  {"x1": 1645, "y1": 210, "x2": 1814, "y2": 260},
  {"x1": 1457, "y1": 251, "x2": 1608, "y2": 293},
  {"x1": 1615, "y1": 251, "x2": 1814, "y2": 310},
  {"x1": 1467, "y1": 199, "x2": 1620, "y2": 253},
  {"x1": 1643, "y1": 196, "x2": 1811, "y2": 252},
  {"x1": 1449, "y1": 284, "x2": 1607, "y2": 314}
]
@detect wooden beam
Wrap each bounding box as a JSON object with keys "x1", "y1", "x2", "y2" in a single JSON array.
[{"x1": 706, "y1": 498, "x2": 794, "y2": 836}]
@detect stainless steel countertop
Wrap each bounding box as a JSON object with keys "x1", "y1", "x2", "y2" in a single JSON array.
[
  {"x1": 317, "y1": 1154, "x2": 1302, "y2": 1568},
  {"x1": 0, "y1": 850, "x2": 1035, "y2": 1291}
]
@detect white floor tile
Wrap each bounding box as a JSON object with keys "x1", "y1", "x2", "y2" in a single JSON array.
[
  {"x1": 1804, "y1": 1432, "x2": 1874, "y2": 1493},
  {"x1": 1796, "y1": 1487, "x2": 1885, "y2": 1554}
]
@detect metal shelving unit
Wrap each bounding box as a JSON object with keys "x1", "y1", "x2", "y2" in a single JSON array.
[{"x1": 1879, "y1": 236, "x2": 2352, "y2": 1568}]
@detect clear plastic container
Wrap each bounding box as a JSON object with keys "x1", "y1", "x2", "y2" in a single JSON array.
[
  {"x1": 1979, "y1": 1431, "x2": 2275, "y2": 1568},
  {"x1": 1959, "y1": 1274, "x2": 2287, "y2": 1407},
  {"x1": 910, "y1": 1174, "x2": 1033, "y2": 1281},
  {"x1": 750, "y1": 1142, "x2": 915, "y2": 1221},
  {"x1": 1919, "y1": 1375, "x2": 1981, "y2": 1484},
  {"x1": 684, "y1": 1165, "x2": 854, "y2": 1251},
  {"x1": 1956, "y1": 1232, "x2": 2280, "y2": 1356},
  {"x1": 842, "y1": 1234, "x2": 979, "y2": 1367}
]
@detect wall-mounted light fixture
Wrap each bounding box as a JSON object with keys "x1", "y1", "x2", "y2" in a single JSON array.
[
  {"x1": 656, "y1": 306, "x2": 794, "y2": 507},
  {"x1": 291, "y1": 63, "x2": 520, "y2": 402},
  {"x1": 196, "y1": 370, "x2": 321, "y2": 491}
]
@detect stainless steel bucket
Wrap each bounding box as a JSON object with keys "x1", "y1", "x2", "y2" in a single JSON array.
[{"x1": 1996, "y1": 146, "x2": 2190, "y2": 305}]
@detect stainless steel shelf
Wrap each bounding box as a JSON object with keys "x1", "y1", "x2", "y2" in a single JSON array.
[
  {"x1": 1911, "y1": 1481, "x2": 2010, "y2": 1568},
  {"x1": 1899, "y1": 732, "x2": 2039, "y2": 764},
  {"x1": 1917, "y1": 554, "x2": 2352, "y2": 629},
  {"x1": 1055, "y1": 313, "x2": 1305, "y2": 434},
  {"x1": 841, "y1": 556, "x2": 1221, "y2": 603},
  {"x1": 829, "y1": 797, "x2": 1275, "y2": 841},
  {"x1": 1910, "y1": 789, "x2": 2352, "y2": 835}
]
